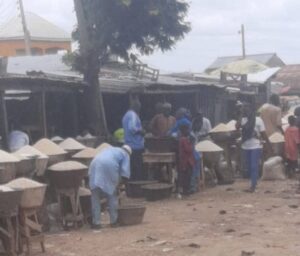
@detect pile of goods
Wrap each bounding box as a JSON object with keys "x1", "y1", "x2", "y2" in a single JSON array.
[
  {"x1": 59, "y1": 138, "x2": 86, "y2": 157},
  {"x1": 72, "y1": 147, "x2": 98, "y2": 166},
  {"x1": 6, "y1": 178, "x2": 47, "y2": 209},
  {"x1": 196, "y1": 140, "x2": 223, "y2": 165},
  {"x1": 34, "y1": 138, "x2": 67, "y2": 165},
  {"x1": 210, "y1": 123, "x2": 237, "y2": 141},
  {"x1": 77, "y1": 133, "x2": 98, "y2": 148},
  {"x1": 48, "y1": 161, "x2": 88, "y2": 189},
  {"x1": 13, "y1": 145, "x2": 49, "y2": 177}
]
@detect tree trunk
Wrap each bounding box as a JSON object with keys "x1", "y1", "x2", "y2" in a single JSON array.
[
  {"x1": 74, "y1": 0, "x2": 108, "y2": 137},
  {"x1": 83, "y1": 52, "x2": 108, "y2": 136}
]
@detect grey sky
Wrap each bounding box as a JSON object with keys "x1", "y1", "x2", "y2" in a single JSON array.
[{"x1": 1, "y1": 0, "x2": 300, "y2": 73}]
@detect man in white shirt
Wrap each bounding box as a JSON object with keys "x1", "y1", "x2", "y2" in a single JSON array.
[
  {"x1": 237, "y1": 103, "x2": 271, "y2": 192},
  {"x1": 191, "y1": 111, "x2": 212, "y2": 143},
  {"x1": 8, "y1": 122, "x2": 29, "y2": 152}
]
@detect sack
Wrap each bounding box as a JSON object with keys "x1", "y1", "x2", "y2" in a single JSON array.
[
  {"x1": 215, "y1": 160, "x2": 235, "y2": 185},
  {"x1": 261, "y1": 156, "x2": 286, "y2": 181}
]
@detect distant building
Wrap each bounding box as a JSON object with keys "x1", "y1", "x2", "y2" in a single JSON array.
[
  {"x1": 0, "y1": 12, "x2": 71, "y2": 57},
  {"x1": 205, "y1": 53, "x2": 285, "y2": 74},
  {"x1": 273, "y1": 64, "x2": 300, "y2": 95}
]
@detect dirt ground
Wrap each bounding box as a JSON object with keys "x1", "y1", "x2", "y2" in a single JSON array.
[{"x1": 33, "y1": 179, "x2": 300, "y2": 256}]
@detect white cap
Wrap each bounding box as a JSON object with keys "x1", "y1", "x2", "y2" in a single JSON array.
[{"x1": 122, "y1": 145, "x2": 132, "y2": 155}]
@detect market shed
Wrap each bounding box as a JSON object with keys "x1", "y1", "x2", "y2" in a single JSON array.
[
  {"x1": 0, "y1": 58, "x2": 84, "y2": 147},
  {"x1": 1, "y1": 54, "x2": 228, "y2": 141}
]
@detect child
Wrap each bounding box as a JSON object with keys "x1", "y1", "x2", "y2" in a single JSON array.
[
  {"x1": 284, "y1": 115, "x2": 300, "y2": 178},
  {"x1": 178, "y1": 124, "x2": 195, "y2": 197}
]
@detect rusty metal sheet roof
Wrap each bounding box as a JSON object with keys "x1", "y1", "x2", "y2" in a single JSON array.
[{"x1": 274, "y1": 65, "x2": 300, "y2": 91}]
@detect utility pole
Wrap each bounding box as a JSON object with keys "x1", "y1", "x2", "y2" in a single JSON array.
[
  {"x1": 240, "y1": 24, "x2": 246, "y2": 59},
  {"x1": 18, "y1": 0, "x2": 31, "y2": 55}
]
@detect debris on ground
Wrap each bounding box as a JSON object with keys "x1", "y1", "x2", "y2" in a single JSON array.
[
  {"x1": 188, "y1": 243, "x2": 201, "y2": 248},
  {"x1": 241, "y1": 251, "x2": 255, "y2": 256}
]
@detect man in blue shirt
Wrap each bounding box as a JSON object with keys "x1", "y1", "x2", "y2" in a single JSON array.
[
  {"x1": 122, "y1": 100, "x2": 145, "y2": 180},
  {"x1": 89, "y1": 145, "x2": 132, "y2": 229}
]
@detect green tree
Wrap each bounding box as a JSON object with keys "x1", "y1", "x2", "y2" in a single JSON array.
[{"x1": 74, "y1": 0, "x2": 191, "y2": 135}]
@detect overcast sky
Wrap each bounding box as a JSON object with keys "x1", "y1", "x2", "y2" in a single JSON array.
[{"x1": 1, "y1": 0, "x2": 300, "y2": 73}]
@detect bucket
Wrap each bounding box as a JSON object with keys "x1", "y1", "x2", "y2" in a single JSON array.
[{"x1": 118, "y1": 204, "x2": 146, "y2": 226}]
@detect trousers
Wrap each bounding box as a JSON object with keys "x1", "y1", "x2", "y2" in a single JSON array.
[
  {"x1": 91, "y1": 187, "x2": 118, "y2": 225},
  {"x1": 130, "y1": 149, "x2": 145, "y2": 181},
  {"x1": 244, "y1": 148, "x2": 262, "y2": 189}
]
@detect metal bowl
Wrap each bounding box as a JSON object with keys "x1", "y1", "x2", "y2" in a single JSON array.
[
  {"x1": 48, "y1": 168, "x2": 88, "y2": 190},
  {"x1": 118, "y1": 204, "x2": 146, "y2": 226},
  {"x1": 6, "y1": 183, "x2": 47, "y2": 209},
  {"x1": 47, "y1": 153, "x2": 67, "y2": 166},
  {"x1": 126, "y1": 180, "x2": 158, "y2": 198},
  {"x1": 142, "y1": 183, "x2": 173, "y2": 201},
  {"x1": 0, "y1": 164, "x2": 17, "y2": 184},
  {"x1": 15, "y1": 157, "x2": 36, "y2": 177}
]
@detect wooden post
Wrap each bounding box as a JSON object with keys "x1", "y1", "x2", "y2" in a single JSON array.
[
  {"x1": 0, "y1": 91, "x2": 9, "y2": 149},
  {"x1": 71, "y1": 92, "x2": 79, "y2": 136},
  {"x1": 40, "y1": 91, "x2": 47, "y2": 138}
]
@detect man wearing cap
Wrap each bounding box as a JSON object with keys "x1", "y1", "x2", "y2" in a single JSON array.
[{"x1": 88, "y1": 145, "x2": 132, "y2": 229}]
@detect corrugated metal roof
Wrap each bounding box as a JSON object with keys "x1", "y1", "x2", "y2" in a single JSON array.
[
  {"x1": 274, "y1": 64, "x2": 300, "y2": 92},
  {"x1": 5, "y1": 54, "x2": 225, "y2": 94},
  {"x1": 0, "y1": 12, "x2": 71, "y2": 42},
  {"x1": 247, "y1": 67, "x2": 281, "y2": 83},
  {"x1": 206, "y1": 53, "x2": 285, "y2": 72}
]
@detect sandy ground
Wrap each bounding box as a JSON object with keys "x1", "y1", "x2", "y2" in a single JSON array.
[{"x1": 31, "y1": 179, "x2": 300, "y2": 256}]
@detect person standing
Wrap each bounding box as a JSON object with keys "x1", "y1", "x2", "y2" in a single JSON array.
[
  {"x1": 284, "y1": 115, "x2": 300, "y2": 178},
  {"x1": 169, "y1": 108, "x2": 192, "y2": 137},
  {"x1": 191, "y1": 111, "x2": 212, "y2": 143},
  {"x1": 89, "y1": 145, "x2": 132, "y2": 229},
  {"x1": 237, "y1": 103, "x2": 271, "y2": 192},
  {"x1": 189, "y1": 111, "x2": 211, "y2": 193},
  {"x1": 122, "y1": 100, "x2": 145, "y2": 180},
  {"x1": 150, "y1": 102, "x2": 176, "y2": 138},
  {"x1": 260, "y1": 94, "x2": 283, "y2": 137},
  {"x1": 178, "y1": 124, "x2": 195, "y2": 196},
  {"x1": 8, "y1": 121, "x2": 30, "y2": 152}
]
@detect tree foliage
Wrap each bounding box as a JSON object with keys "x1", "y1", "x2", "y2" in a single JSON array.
[{"x1": 76, "y1": 0, "x2": 191, "y2": 63}]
